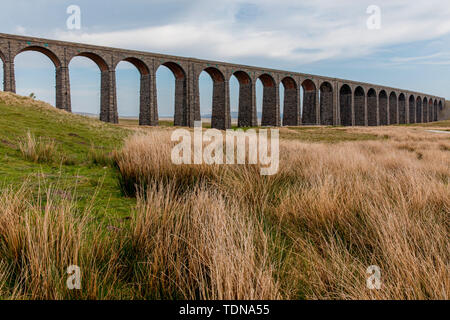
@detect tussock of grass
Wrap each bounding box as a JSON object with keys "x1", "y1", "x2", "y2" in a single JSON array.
[
  {"x1": 113, "y1": 132, "x2": 218, "y2": 197},
  {"x1": 19, "y1": 131, "x2": 60, "y2": 164},
  {"x1": 0, "y1": 184, "x2": 125, "y2": 299},
  {"x1": 88, "y1": 144, "x2": 114, "y2": 167},
  {"x1": 130, "y1": 184, "x2": 280, "y2": 299}
]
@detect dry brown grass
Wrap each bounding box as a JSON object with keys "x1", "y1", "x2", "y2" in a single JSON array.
[
  {"x1": 18, "y1": 131, "x2": 59, "y2": 163},
  {"x1": 113, "y1": 125, "x2": 449, "y2": 300},
  {"x1": 131, "y1": 184, "x2": 281, "y2": 299},
  {"x1": 0, "y1": 184, "x2": 125, "y2": 299},
  {"x1": 1, "y1": 124, "x2": 448, "y2": 300}
]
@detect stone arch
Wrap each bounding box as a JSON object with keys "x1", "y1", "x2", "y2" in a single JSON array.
[
  {"x1": 379, "y1": 90, "x2": 388, "y2": 125},
  {"x1": 14, "y1": 46, "x2": 63, "y2": 109},
  {"x1": 73, "y1": 52, "x2": 109, "y2": 71},
  {"x1": 259, "y1": 73, "x2": 280, "y2": 126},
  {"x1": 409, "y1": 95, "x2": 416, "y2": 123},
  {"x1": 115, "y1": 57, "x2": 151, "y2": 126},
  {"x1": 354, "y1": 86, "x2": 365, "y2": 126},
  {"x1": 367, "y1": 88, "x2": 377, "y2": 126},
  {"x1": 339, "y1": 84, "x2": 352, "y2": 126},
  {"x1": 281, "y1": 76, "x2": 299, "y2": 126},
  {"x1": 301, "y1": 79, "x2": 317, "y2": 125},
  {"x1": 320, "y1": 81, "x2": 333, "y2": 125},
  {"x1": 434, "y1": 100, "x2": 438, "y2": 121},
  {"x1": 389, "y1": 92, "x2": 398, "y2": 124},
  {"x1": 428, "y1": 98, "x2": 433, "y2": 122},
  {"x1": 70, "y1": 52, "x2": 115, "y2": 123},
  {"x1": 200, "y1": 66, "x2": 230, "y2": 130},
  {"x1": 398, "y1": 93, "x2": 406, "y2": 124},
  {"x1": 423, "y1": 97, "x2": 428, "y2": 123},
  {"x1": 232, "y1": 70, "x2": 256, "y2": 127},
  {"x1": 416, "y1": 96, "x2": 422, "y2": 123},
  {"x1": 17, "y1": 46, "x2": 62, "y2": 68},
  {"x1": 156, "y1": 61, "x2": 187, "y2": 126},
  {"x1": 119, "y1": 57, "x2": 150, "y2": 75}
]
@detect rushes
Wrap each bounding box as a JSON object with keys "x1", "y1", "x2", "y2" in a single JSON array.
[
  {"x1": 19, "y1": 131, "x2": 58, "y2": 163},
  {"x1": 114, "y1": 132, "x2": 217, "y2": 196},
  {"x1": 1, "y1": 125, "x2": 449, "y2": 300},
  {"x1": 130, "y1": 184, "x2": 281, "y2": 299}
]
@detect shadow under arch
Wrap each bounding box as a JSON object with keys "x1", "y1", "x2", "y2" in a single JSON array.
[
  {"x1": 281, "y1": 76, "x2": 299, "y2": 126},
  {"x1": 398, "y1": 93, "x2": 406, "y2": 124},
  {"x1": 301, "y1": 79, "x2": 317, "y2": 125},
  {"x1": 379, "y1": 90, "x2": 388, "y2": 125},
  {"x1": 423, "y1": 97, "x2": 428, "y2": 123},
  {"x1": 231, "y1": 70, "x2": 256, "y2": 127},
  {"x1": 367, "y1": 88, "x2": 377, "y2": 126},
  {"x1": 409, "y1": 95, "x2": 416, "y2": 123},
  {"x1": 339, "y1": 84, "x2": 352, "y2": 126},
  {"x1": 416, "y1": 96, "x2": 422, "y2": 123},
  {"x1": 258, "y1": 73, "x2": 279, "y2": 126},
  {"x1": 320, "y1": 81, "x2": 333, "y2": 125},
  {"x1": 389, "y1": 92, "x2": 398, "y2": 124},
  {"x1": 354, "y1": 86, "x2": 365, "y2": 126}
]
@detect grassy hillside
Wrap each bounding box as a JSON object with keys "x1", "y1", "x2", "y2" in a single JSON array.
[
  {"x1": 0, "y1": 92, "x2": 134, "y2": 219},
  {"x1": 0, "y1": 91, "x2": 448, "y2": 300}
]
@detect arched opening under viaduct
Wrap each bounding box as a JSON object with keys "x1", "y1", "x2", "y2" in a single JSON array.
[
  {"x1": 259, "y1": 74, "x2": 279, "y2": 127},
  {"x1": 434, "y1": 100, "x2": 438, "y2": 121},
  {"x1": 389, "y1": 92, "x2": 398, "y2": 124},
  {"x1": 156, "y1": 62, "x2": 186, "y2": 126},
  {"x1": 409, "y1": 95, "x2": 416, "y2": 123},
  {"x1": 367, "y1": 88, "x2": 377, "y2": 126},
  {"x1": 232, "y1": 71, "x2": 255, "y2": 127},
  {"x1": 281, "y1": 76, "x2": 299, "y2": 126},
  {"x1": 115, "y1": 57, "x2": 149, "y2": 125},
  {"x1": 301, "y1": 79, "x2": 317, "y2": 125},
  {"x1": 399, "y1": 93, "x2": 406, "y2": 124},
  {"x1": 428, "y1": 99, "x2": 433, "y2": 123},
  {"x1": 199, "y1": 67, "x2": 230, "y2": 130},
  {"x1": 14, "y1": 46, "x2": 61, "y2": 107},
  {"x1": 423, "y1": 97, "x2": 428, "y2": 123},
  {"x1": 379, "y1": 90, "x2": 388, "y2": 125},
  {"x1": 69, "y1": 52, "x2": 111, "y2": 122},
  {"x1": 354, "y1": 86, "x2": 365, "y2": 126},
  {"x1": 320, "y1": 82, "x2": 333, "y2": 125},
  {"x1": 339, "y1": 84, "x2": 352, "y2": 126},
  {"x1": 416, "y1": 97, "x2": 422, "y2": 123}
]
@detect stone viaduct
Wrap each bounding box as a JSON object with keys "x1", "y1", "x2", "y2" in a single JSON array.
[{"x1": 0, "y1": 33, "x2": 446, "y2": 129}]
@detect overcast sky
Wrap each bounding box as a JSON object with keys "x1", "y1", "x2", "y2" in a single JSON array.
[{"x1": 1, "y1": 0, "x2": 449, "y2": 117}]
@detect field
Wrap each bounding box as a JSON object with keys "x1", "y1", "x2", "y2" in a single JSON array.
[{"x1": 0, "y1": 91, "x2": 448, "y2": 300}]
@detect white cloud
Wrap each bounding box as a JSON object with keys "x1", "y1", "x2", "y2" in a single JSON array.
[
  {"x1": 15, "y1": 25, "x2": 27, "y2": 35},
  {"x1": 50, "y1": 0, "x2": 450, "y2": 66}
]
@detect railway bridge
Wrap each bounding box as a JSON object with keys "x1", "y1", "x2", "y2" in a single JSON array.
[{"x1": 0, "y1": 33, "x2": 445, "y2": 129}]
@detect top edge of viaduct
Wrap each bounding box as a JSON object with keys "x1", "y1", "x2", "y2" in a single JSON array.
[{"x1": 0, "y1": 32, "x2": 444, "y2": 101}]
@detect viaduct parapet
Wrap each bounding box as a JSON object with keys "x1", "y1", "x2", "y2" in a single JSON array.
[{"x1": 0, "y1": 33, "x2": 446, "y2": 129}]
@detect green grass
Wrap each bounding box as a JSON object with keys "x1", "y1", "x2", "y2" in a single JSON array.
[
  {"x1": 0, "y1": 97, "x2": 135, "y2": 220},
  {"x1": 401, "y1": 120, "x2": 450, "y2": 128},
  {"x1": 280, "y1": 126, "x2": 384, "y2": 143}
]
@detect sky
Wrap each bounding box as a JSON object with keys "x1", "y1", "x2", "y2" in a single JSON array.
[{"x1": 1, "y1": 0, "x2": 450, "y2": 117}]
